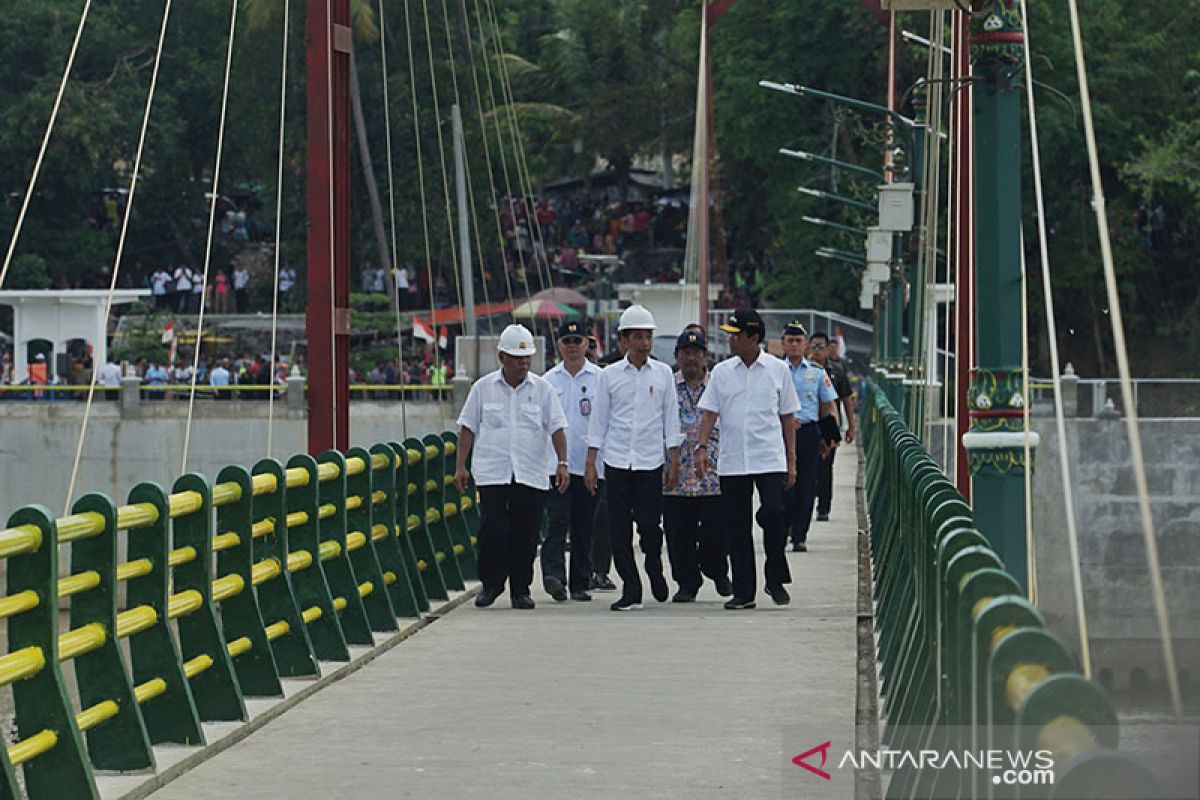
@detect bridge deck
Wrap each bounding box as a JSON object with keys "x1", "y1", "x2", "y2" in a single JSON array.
[{"x1": 138, "y1": 447, "x2": 862, "y2": 800}]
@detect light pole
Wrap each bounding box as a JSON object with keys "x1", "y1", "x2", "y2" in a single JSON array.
[
  {"x1": 779, "y1": 148, "x2": 886, "y2": 183},
  {"x1": 815, "y1": 247, "x2": 867, "y2": 265},
  {"x1": 800, "y1": 215, "x2": 868, "y2": 237},
  {"x1": 797, "y1": 186, "x2": 876, "y2": 213}
]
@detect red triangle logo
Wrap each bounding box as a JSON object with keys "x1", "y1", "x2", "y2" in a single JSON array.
[{"x1": 792, "y1": 741, "x2": 832, "y2": 780}]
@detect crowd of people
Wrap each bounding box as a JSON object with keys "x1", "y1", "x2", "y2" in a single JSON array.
[{"x1": 454, "y1": 306, "x2": 857, "y2": 610}]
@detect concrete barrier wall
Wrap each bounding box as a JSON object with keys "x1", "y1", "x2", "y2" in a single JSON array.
[
  {"x1": 0, "y1": 401, "x2": 452, "y2": 515},
  {"x1": 929, "y1": 418, "x2": 1200, "y2": 695}
]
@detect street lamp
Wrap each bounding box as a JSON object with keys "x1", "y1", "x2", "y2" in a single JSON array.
[
  {"x1": 759, "y1": 79, "x2": 916, "y2": 130},
  {"x1": 801, "y1": 215, "x2": 868, "y2": 237},
  {"x1": 779, "y1": 148, "x2": 885, "y2": 183},
  {"x1": 815, "y1": 247, "x2": 866, "y2": 265},
  {"x1": 797, "y1": 185, "x2": 876, "y2": 213}
]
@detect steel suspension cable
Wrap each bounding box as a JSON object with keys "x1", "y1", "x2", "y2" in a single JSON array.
[
  {"x1": 64, "y1": 0, "x2": 174, "y2": 513},
  {"x1": 377, "y1": 0, "x2": 410, "y2": 437},
  {"x1": 1064, "y1": 0, "x2": 1181, "y2": 717},
  {"x1": 181, "y1": 0, "x2": 240, "y2": 474},
  {"x1": 266, "y1": 0, "x2": 291, "y2": 456},
  {"x1": 0, "y1": 0, "x2": 94, "y2": 290}
]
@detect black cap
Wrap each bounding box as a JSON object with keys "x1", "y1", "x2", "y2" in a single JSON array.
[
  {"x1": 556, "y1": 320, "x2": 586, "y2": 340},
  {"x1": 782, "y1": 320, "x2": 808, "y2": 338},
  {"x1": 719, "y1": 308, "x2": 765, "y2": 338},
  {"x1": 675, "y1": 329, "x2": 707, "y2": 351}
]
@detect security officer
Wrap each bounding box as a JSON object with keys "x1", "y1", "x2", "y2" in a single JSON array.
[
  {"x1": 585, "y1": 304, "x2": 681, "y2": 611},
  {"x1": 455, "y1": 324, "x2": 570, "y2": 609},
  {"x1": 695, "y1": 308, "x2": 799, "y2": 609},
  {"x1": 808, "y1": 332, "x2": 855, "y2": 521},
  {"x1": 541, "y1": 320, "x2": 603, "y2": 602},
  {"x1": 663, "y1": 328, "x2": 731, "y2": 602},
  {"x1": 780, "y1": 322, "x2": 838, "y2": 551}
]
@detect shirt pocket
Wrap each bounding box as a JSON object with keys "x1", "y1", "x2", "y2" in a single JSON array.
[
  {"x1": 482, "y1": 401, "x2": 507, "y2": 428},
  {"x1": 518, "y1": 403, "x2": 543, "y2": 430}
]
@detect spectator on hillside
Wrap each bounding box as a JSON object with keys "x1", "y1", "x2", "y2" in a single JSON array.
[
  {"x1": 279, "y1": 263, "x2": 297, "y2": 295},
  {"x1": 151, "y1": 268, "x2": 172, "y2": 309},
  {"x1": 233, "y1": 265, "x2": 250, "y2": 312},
  {"x1": 173, "y1": 264, "x2": 195, "y2": 312},
  {"x1": 214, "y1": 270, "x2": 231, "y2": 313}
]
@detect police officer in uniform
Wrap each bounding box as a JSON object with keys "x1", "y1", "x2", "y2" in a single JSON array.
[
  {"x1": 780, "y1": 322, "x2": 838, "y2": 551},
  {"x1": 455, "y1": 324, "x2": 569, "y2": 609},
  {"x1": 541, "y1": 320, "x2": 603, "y2": 602}
]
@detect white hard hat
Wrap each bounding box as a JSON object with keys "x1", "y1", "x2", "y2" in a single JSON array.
[
  {"x1": 617, "y1": 304, "x2": 656, "y2": 331},
  {"x1": 497, "y1": 324, "x2": 537, "y2": 356}
]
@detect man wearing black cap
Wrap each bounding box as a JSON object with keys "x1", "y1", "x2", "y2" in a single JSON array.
[
  {"x1": 695, "y1": 309, "x2": 799, "y2": 609},
  {"x1": 663, "y1": 328, "x2": 732, "y2": 602},
  {"x1": 781, "y1": 322, "x2": 839, "y2": 551},
  {"x1": 541, "y1": 320, "x2": 603, "y2": 602}
]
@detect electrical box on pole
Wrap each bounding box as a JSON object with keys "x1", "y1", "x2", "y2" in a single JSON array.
[
  {"x1": 866, "y1": 227, "x2": 893, "y2": 263},
  {"x1": 877, "y1": 182, "x2": 915, "y2": 231}
]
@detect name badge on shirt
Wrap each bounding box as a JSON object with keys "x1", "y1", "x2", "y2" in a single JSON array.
[{"x1": 580, "y1": 397, "x2": 592, "y2": 416}]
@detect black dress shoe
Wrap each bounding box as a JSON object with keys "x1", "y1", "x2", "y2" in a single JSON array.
[
  {"x1": 791, "y1": 542, "x2": 808, "y2": 553},
  {"x1": 713, "y1": 575, "x2": 733, "y2": 597},
  {"x1": 570, "y1": 590, "x2": 592, "y2": 602},
  {"x1": 723, "y1": 597, "x2": 756, "y2": 610},
  {"x1": 817, "y1": 511, "x2": 830, "y2": 521},
  {"x1": 511, "y1": 594, "x2": 535, "y2": 609},
  {"x1": 593, "y1": 574, "x2": 617, "y2": 591},
  {"x1": 648, "y1": 571, "x2": 669, "y2": 603},
  {"x1": 610, "y1": 597, "x2": 643, "y2": 611},
  {"x1": 475, "y1": 587, "x2": 502, "y2": 607},
  {"x1": 544, "y1": 576, "x2": 568, "y2": 602},
  {"x1": 671, "y1": 589, "x2": 697, "y2": 603},
  {"x1": 766, "y1": 584, "x2": 791, "y2": 606}
]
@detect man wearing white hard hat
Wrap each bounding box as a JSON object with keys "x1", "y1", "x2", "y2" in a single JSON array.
[
  {"x1": 584, "y1": 305, "x2": 681, "y2": 611},
  {"x1": 454, "y1": 324, "x2": 570, "y2": 609}
]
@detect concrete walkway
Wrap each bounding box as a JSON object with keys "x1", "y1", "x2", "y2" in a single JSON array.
[{"x1": 146, "y1": 446, "x2": 863, "y2": 800}]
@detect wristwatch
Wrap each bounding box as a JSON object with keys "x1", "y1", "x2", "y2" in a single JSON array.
[
  {"x1": 558, "y1": 460, "x2": 569, "y2": 467},
  {"x1": 696, "y1": 443, "x2": 708, "y2": 450}
]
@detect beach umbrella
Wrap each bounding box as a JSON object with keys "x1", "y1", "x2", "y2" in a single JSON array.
[{"x1": 511, "y1": 299, "x2": 580, "y2": 319}]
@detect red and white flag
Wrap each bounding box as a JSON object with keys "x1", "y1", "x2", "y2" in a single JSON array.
[
  {"x1": 438, "y1": 325, "x2": 449, "y2": 350},
  {"x1": 161, "y1": 319, "x2": 177, "y2": 363},
  {"x1": 412, "y1": 316, "x2": 436, "y2": 343},
  {"x1": 835, "y1": 325, "x2": 847, "y2": 359}
]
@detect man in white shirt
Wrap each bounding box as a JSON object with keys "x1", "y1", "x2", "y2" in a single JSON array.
[
  {"x1": 455, "y1": 324, "x2": 570, "y2": 610},
  {"x1": 233, "y1": 266, "x2": 250, "y2": 312},
  {"x1": 696, "y1": 308, "x2": 799, "y2": 609},
  {"x1": 541, "y1": 320, "x2": 603, "y2": 602},
  {"x1": 584, "y1": 305, "x2": 681, "y2": 611},
  {"x1": 97, "y1": 358, "x2": 122, "y2": 401},
  {"x1": 210, "y1": 359, "x2": 232, "y2": 400}
]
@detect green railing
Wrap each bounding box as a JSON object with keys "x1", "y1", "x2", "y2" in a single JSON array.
[
  {"x1": 0, "y1": 432, "x2": 479, "y2": 799},
  {"x1": 862, "y1": 381, "x2": 1159, "y2": 798}
]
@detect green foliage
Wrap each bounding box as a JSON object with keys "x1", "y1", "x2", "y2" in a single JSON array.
[
  {"x1": 7, "y1": 254, "x2": 51, "y2": 289},
  {"x1": 110, "y1": 311, "x2": 171, "y2": 364}
]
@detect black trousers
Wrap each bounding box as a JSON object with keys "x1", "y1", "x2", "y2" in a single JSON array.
[
  {"x1": 605, "y1": 466, "x2": 664, "y2": 603},
  {"x1": 591, "y1": 480, "x2": 611, "y2": 575},
  {"x1": 477, "y1": 481, "x2": 546, "y2": 597},
  {"x1": 784, "y1": 422, "x2": 821, "y2": 544},
  {"x1": 720, "y1": 473, "x2": 789, "y2": 601},
  {"x1": 817, "y1": 444, "x2": 836, "y2": 516},
  {"x1": 541, "y1": 476, "x2": 597, "y2": 593},
  {"x1": 663, "y1": 495, "x2": 728, "y2": 592}
]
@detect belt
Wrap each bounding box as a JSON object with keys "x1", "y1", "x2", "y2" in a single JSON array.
[{"x1": 797, "y1": 420, "x2": 818, "y2": 429}]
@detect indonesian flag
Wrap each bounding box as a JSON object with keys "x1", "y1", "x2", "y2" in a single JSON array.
[
  {"x1": 835, "y1": 326, "x2": 847, "y2": 359},
  {"x1": 412, "y1": 316, "x2": 436, "y2": 343},
  {"x1": 438, "y1": 325, "x2": 449, "y2": 350}
]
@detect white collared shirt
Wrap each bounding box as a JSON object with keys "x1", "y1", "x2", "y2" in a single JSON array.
[
  {"x1": 544, "y1": 359, "x2": 603, "y2": 477},
  {"x1": 698, "y1": 351, "x2": 800, "y2": 476},
  {"x1": 587, "y1": 355, "x2": 681, "y2": 471},
  {"x1": 457, "y1": 369, "x2": 568, "y2": 490}
]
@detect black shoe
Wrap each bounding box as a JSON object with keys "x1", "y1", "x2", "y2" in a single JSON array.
[
  {"x1": 648, "y1": 571, "x2": 669, "y2": 603},
  {"x1": 570, "y1": 590, "x2": 592, "y2": 602},
  {"x1": 766, "y1": 584, "x2": 791, "y2": 606},
  {"x1": 610, "y1": 597, "x2": 643, "y2": 611},
  {"x1": 587, "y1": 574, "x2": 599, "y2": 590},
  {"x1": 713, "y1": 575, "x2": 733, "y2": 597},
  {"x1": 817, "y1": 511, "x2": 830, "y2": 521},
  {"x1": 475, "y1": 587, "x2": 502, "y2": 608},
  {"x1": 723, "y1": 597, "x2": 756, "y2": 610},
  {"x1": 544, "y1": 576, "x2": 568, "y2": 602},
  {"x1": 511, "y1": 594, "x2": 536, "y2": 609},
  {"x1": 672, "y1": 588, "x2": 697, "y2": 603},
  {"x1": 595, "y1": 574, "x2": 617, "y2": 591},
  {"x1": 791, "y1": 542, "x2": 808, "y2": 553}
]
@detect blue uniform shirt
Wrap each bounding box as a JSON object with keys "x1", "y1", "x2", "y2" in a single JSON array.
[{"x1": 788, "y1": 357, "x2": 837, "y2": 423}]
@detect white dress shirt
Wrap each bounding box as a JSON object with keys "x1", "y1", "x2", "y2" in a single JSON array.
[
  {"x1": 544, "y1": 360, "x2": 603, "y2": 477},
  {"x1": 587, "y1": 356, "x2": 681, "y2": 471},
  {"x1": 698, "y1": 351, "x2": 800, "y2": 476},
  {"x1": 457, "y1": 369, "x2": 568, "y2": 490}
]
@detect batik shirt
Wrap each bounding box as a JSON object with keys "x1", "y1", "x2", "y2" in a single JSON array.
[{"x1": 665, "y1": 371, "x2": 720, "y2": 497}]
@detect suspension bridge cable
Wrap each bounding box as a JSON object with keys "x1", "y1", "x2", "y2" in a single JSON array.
[
  {"x1": 377, "y1": 0, "x2": 410, "y2": 438},
  {"x1": 941, "y1": 60, "x2": 955, "y2": 473},
  {"x1": 467, "y1": 0, "x2": 535, "y2": 307},
  {"x1": 1016, "y1": 0, "x2": 1087, "y2": 676},
  {"x1": 1064, "y1": 0, "x2": 1182, "y2": 718},
  {"x1": 266, "y1": 0, "x2": 291, "y2": 457},
  {"x1": 181, "y1": 0, "x2": 240, "y2": 474},
  {"x1": 417, "y1": 0, "x2": 466, "y2": 320},
  {"x1": 400, "y1": 0, "x2": 446, "y2": 429},
  {"x1": 63, "y1": 0, "x2": 174, "y2": 513},
  {"x1": 1019, "y1": 240, "x2": 1036, "y2": 605},
  {"x1": 0, "y1": 0, "x2": 94, "y2": 290},
  {"x1": 437, "y1": 0, "x2": 497, "y2": 332}
]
